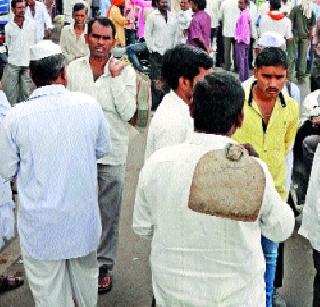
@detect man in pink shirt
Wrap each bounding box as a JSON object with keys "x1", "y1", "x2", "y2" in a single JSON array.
[
  {"x1": 187, "y1": 0, "x2": 211, "y2": 52},
  {"x1": 234, "y1": 0, "x2": 251, "y2": 81}
]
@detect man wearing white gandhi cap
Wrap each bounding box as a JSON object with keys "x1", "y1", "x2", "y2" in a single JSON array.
[{"x1": 0, "y1": 39, "x2": 112, "y2": 306}]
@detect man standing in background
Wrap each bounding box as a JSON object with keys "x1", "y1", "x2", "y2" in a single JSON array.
[
  {"x1": 187, "y1": 0, "x2": 212, "y2": 52},
  {"x1": 2, "y1": 0, "x2": 36, "y2": 106},
  {"x1": 221, "y1": 0, "x2": 240, "y2": 71},
  {"x1": 59, "y1": 2, "x2": 89, "y2": 64},
  {"x1": 25, "y1": 0, "x2": 53, "y2": 42},
  {"x1": 144, "y1": 0, "x2": 177, "y2": 110}
]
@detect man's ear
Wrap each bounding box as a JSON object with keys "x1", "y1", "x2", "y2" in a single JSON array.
[
  {"x1": 178, "y1": 76, "x2": 191, "y2": 90},
  {"x1": 60, "y1": 67, "x2": 67, "y2": 86}
]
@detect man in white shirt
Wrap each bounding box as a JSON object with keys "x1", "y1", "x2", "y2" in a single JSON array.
[
  {"x1": 66, "y1": 16, "x2": 136, "y2": 293},
  {"x1": 64, "y1": 0, "x2": 90, "y2": 24},
  {"x1": 133, "y1": 72, "x2": 295, "y2": 306},
  {"x1": 25, "y1": 0, "x2": 53, "y2": 42},
  {"x1": 59, "y1": 2, "x2": 89, "y2": 64},
  {"x1": 0, "y1": 40, "x2": 111, "y2": 306},
  {"x1": 145, "y1": 0, "x2": 177, "y2": 110},
  {"x1": 145, "y1": 44, "x2": 213, "y2": 160},
  {"x1": 1, "y1": 0, "x2": 36, "y2": 106},
  {"x1": 175, "y1": 0, "x2": 193, "y2": 44},
  {"x1": 206, "y1": 0, "x2": 220, "y2": 42},
  {"x1": 220, "y1": 0, "x2": 240, "y2": 71},
  {"x1": 259, "y1": 0, "x2": 292, "y2": 46}
]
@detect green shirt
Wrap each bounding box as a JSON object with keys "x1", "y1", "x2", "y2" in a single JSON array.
[{"x1": 290, "y1": 5, "x2": 316, "y2": 38}]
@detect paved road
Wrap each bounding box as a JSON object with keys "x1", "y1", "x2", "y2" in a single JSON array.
[{"x1": 0, "y1": 75, "x2": 315, "y2": 307}]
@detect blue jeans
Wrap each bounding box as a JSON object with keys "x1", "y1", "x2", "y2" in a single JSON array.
[
  {"x1": 126, "y1": 42, "x2": 147, "y2": 72},
  {"x1": 261, "y1": 236, "x2": 279, "y2": 307}
]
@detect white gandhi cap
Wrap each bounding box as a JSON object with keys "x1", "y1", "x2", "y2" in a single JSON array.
[
  {"x1": 257, "y1": 32, "x2": 286, "y2": 49},
  {"x1": 30, "y1": 40, "x2": 62, "y2": 61}
]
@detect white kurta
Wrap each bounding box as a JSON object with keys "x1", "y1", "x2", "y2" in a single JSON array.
[
  {"x1": 0, "y1": 85, "x2": 111, "y2": 260},
  {"x1": 144, "y1": 10, "x2": 177, "y2": 55},
  {"x1": 144, "y1": 90, "x2": 193, "y2": 160},
  {"x1": 134, "y1": 132, "x2": 295, "y2": 306},
  {"x1": 25, "y1": 1, "x2": 53, "y2": 42},
  {"x1": 0, "y1": 91, "x2": 14, "y2": 249}
]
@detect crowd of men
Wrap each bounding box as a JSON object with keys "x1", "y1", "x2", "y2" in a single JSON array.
[{"x1": 1, "y1": 0, "x2": 320, "y2": 306}]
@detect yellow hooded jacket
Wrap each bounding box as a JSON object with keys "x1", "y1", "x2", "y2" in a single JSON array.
[{"x1": 232, "y1": 84, "x2": 299, "y2": 201}]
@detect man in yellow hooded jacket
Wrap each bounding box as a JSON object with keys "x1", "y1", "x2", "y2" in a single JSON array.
[{"x1": 233, "y1": 47, "x2": 299, "y2": 307}]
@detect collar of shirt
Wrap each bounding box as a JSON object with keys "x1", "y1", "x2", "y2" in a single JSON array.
[
  {"x1": 70, "y1": 24, "x2": 88, "y2": 35},
  {"x1": 8, "y1": 16, "x2": 32, "y2": 29},
  {"x1": 76, "y1": 55, "x2": 113, "y2": 79},
  {"x1": 28, "y1": 85, "x2": 67, "y2": 100}
]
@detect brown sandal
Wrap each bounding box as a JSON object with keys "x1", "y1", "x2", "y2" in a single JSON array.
[
  {"x1": 98, "y1": 265, "x2": 112, "y2": 294},
  {"x1": 0, "y1": 275, "x2": 24, "y2": 294}
]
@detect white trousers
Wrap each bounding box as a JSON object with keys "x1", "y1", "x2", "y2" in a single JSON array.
[{"x1": 22, "y1": 249, "x2": 98, "y2": 307}]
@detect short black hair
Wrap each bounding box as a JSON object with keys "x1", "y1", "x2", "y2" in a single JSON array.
[
  {"x1": 73, "y1": 2, "x2": 88, "y2": 13},
  {"x1": 256, "y1": 47, "x2": 288, "y2": 69},
  {"x1": 30, "y1": 54, "x2": 65, "y2": 87},
  {"x1": 269, "y1": 0, "x2": 281, "y2": 10},
  {"x1": 162, "y1": 44, "x2": 213, "y2": 90},
  {"x1": 191, "y1": 0, "x2": 206, "y2": 10},
  {"x1": 88, "y1": 17, "x2": 116, "y2": 38},
  {"x1": 11, "y1": 0, "x2": 24, "y2": 8},
  {"x1": 193, "y1": 72, "x2": 244, "y2": 135}
]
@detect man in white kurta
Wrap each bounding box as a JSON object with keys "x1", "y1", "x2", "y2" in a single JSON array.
[
  {"x1": 145, "y1": 0, "x2": 177, "y2": 110},
  {"x1": 2, "y1": 0, "x2": 36, "y2": 106},
  {"x1": 134, "y1": 72, "x2": 295, "y2": 306},
  {"x1": 59, "y1": 2, "x2": 89, "y2": 64},
  {"x1": 0, "y1": 40, "x2": 111, "y2": 306},
  {"x1": 67, "y1": 17, "x2": 136, "y2": 291},
  {"x1": 0, "y1": 91, "x2": 15, "y2": 249},
  {"x1": 25, "y1": 0, "x2": 53, "y2": 42},
  {"x1": 144, "y1": 44, "x2": 213, "y2": 160}
]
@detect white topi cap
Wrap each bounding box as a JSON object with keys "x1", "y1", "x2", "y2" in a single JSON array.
[
  {"x1": 30, "y1": 40, "x2": 62, "y2": 61},
  {"x1": 257, "y1": 32, "x2": 286, "y2": 50}
]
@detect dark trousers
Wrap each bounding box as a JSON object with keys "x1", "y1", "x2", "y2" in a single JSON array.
[
  {"x1": 274, "y1": 242, "x2": 284, "y2": 288},
  {"x1": 125, "y1": 29, "x2": 136, "y2": 46},
  {"x1": 149, "y1": 52, "x2": 169, "y2": 111},
  {"x1": 235, "y1": 42, "x2": 249, "y2": 82},
  {"x1": 224, "y1": 37, "x2": 236, "y2": 71},
  {"x1": 215, "y1": 21, "x2": 224, "y2": 67},
  {"x1": 249, "y1": 37, "x2": 254, "y2": 69}
]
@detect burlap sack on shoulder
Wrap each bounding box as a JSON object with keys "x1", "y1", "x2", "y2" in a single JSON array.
[{"x1": 188, "y1": 144, "x2": 266, "y2": 222}]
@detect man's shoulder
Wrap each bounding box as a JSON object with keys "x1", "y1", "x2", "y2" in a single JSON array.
[
  {"x1": 283, "y1": 94, "x2": 299, "y2": 114},
  {"x1": 145, "y1": 142, "x2": 198, "y2": 168},
  {"x1": 67, "y1": 56, "x2": 89, "y2": 71},
  {"x1": 61, "y1": 24, "x2": 73, "y2": 33},
  {"x1": 151, "y1": 93, "x2": 190, "y2": 124}
]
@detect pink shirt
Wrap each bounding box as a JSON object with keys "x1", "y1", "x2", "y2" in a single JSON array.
[
  {"x1": 131, "y1": 0, "x2": 152, "y2": 38},
  {"x1": 234, "y1": 8, "x2": 251, "y2": 44},
  {"x1": 187, "y1": 10, "x2": 212, "y2": 49}
]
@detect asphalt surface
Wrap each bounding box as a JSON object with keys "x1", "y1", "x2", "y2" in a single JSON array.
[{"x1": 0, "y1": 74, "x2": 315, "y2": 307}]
